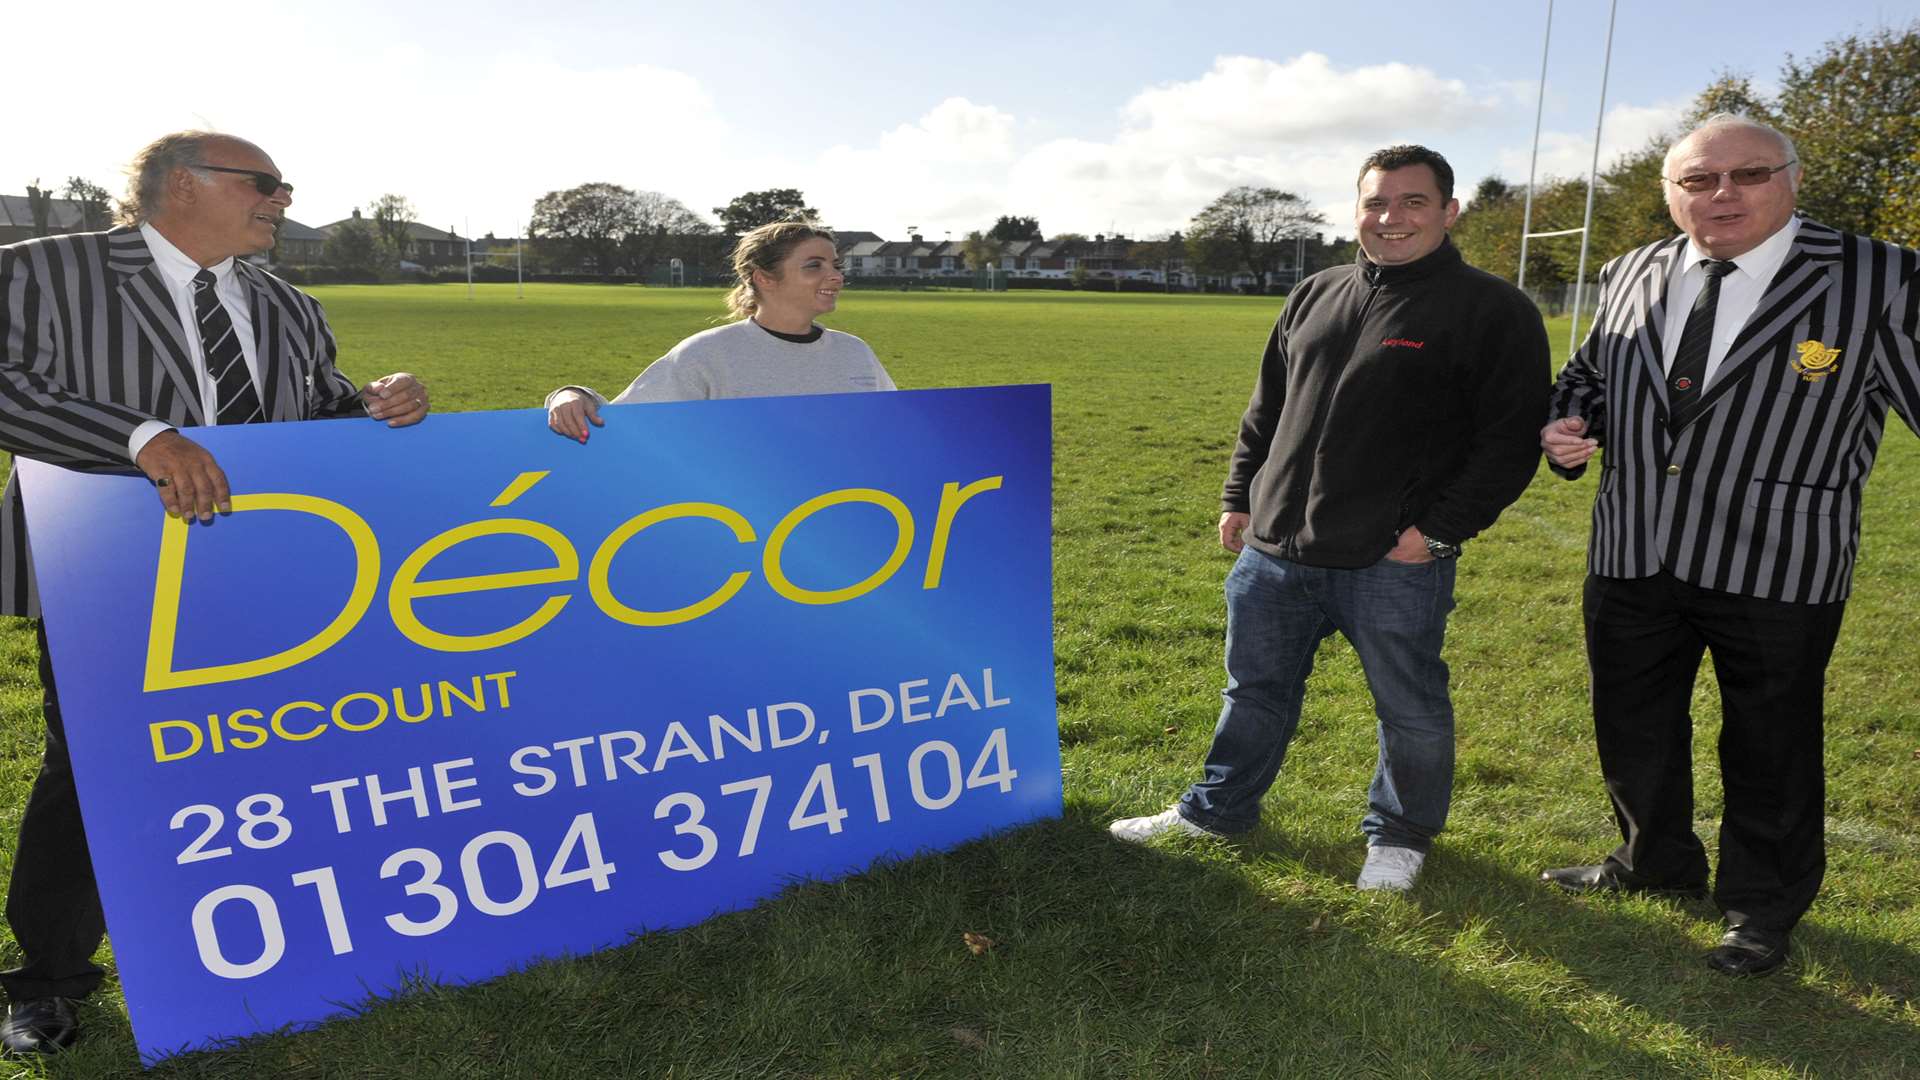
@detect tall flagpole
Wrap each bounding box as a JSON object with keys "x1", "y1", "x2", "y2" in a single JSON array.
[
  {"x1": 1517, "y1": 0, "x2": 1553, "y2": 291},
  {"x1": 1567, "y1": 0, "x2": 1619, "y2": 358}
]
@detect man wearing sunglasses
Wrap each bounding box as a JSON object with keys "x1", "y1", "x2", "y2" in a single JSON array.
[
  {"x1": 0, "y1": 131, "x2": 429, "y2": 1053},
  {"x1": 1539, "y1": 113, "x2": 1920, "y2": 977}
]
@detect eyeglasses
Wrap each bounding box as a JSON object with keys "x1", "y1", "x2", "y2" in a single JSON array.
[
  {"x1": 190, "y1": 164, "x2": 293, "y2": 197},
  {"x1": 1664, "y1": 162, "x2": 1795, "y2": 193}
]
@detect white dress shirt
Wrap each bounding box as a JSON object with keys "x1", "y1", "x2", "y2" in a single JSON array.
[
  {"x1": 127, "y1": 223, "x2": 266, "y2": 460},
  {"x1": 1661, "y1": 215, "x2": 1800, "y2": 388}
]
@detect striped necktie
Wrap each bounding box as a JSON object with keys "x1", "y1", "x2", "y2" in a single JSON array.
[
  {"x1": 1667, "y1": 258, "x2": 1737, "y2": 433},
  {"x1": 192, "y1": 269, "x2": 263, "y2": 426}
]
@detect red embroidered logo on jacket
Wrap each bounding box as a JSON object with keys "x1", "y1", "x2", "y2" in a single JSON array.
[{"x1": 1381, "y1": 338, "x2": 1425, "y2": 349}]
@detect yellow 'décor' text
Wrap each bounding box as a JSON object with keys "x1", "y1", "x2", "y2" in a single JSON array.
[{"x1": 144, "y1": 474, "x2": 1004, "y2": 693}]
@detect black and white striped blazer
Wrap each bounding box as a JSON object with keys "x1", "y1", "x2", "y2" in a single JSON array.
[
  {"x1": 0, "y1": 227, "x2": 366, "y2": 617},
  {"x1": 1549, "y1": 219, "x2": 1920, "y2": 603}
]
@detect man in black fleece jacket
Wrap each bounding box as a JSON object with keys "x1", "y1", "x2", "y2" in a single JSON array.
[{"x1": 1111, "y1": 145, "x2": 1550, "y2": 891}]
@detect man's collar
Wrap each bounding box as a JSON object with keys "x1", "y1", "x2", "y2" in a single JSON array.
[
  {"x1": 1358, "y1": 236, "x2": 1462, "y2": 285},
  {"x1": 1679, "y1": 215, "x2": 1800, "y2": 280},
  {"x1": 138, "y1": 222, "x2": 236, "y2": 283}
]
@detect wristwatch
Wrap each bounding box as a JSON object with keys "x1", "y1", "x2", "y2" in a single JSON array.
[{"x1": 1423, "y1": 535, "x2": 1462, "y2": 559}]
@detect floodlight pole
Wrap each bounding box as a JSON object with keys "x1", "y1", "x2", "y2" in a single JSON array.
[
  {"x1": 516, "y1": 232, "x2": 524, "y2": 300},
  {"x1": 465, "y1": 217, "x2": 473, "y2": 301},
  {"x1": 1517, "y1": 0, "x2": 1554, "y2": 291},
  {"x1": 1567, "y1": 0, "x2": 1619, "y2": 358}
]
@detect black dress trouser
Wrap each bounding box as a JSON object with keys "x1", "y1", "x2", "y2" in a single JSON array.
[
  {"x1": 0, "y1": 621, "x2": 106, "y2": 1001},
  {"x1": 1583, "y1": 572, "x2": 1846, "y2": 933}
]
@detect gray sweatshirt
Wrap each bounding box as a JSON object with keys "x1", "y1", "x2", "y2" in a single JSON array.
[{"x1": 552, "y1": 319, "x2": 895, "y2": 406}]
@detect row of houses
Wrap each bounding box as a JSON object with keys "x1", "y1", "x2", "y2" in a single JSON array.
[
  {"x1": 833, "y1": 232, "x2": 1202, "y2": 284},
  {"x1": 6, "y1": 192, "x2": 1343, "y2": 288},
  {"x1": 1, "y1": 195, "x2": 474, "y2": 270}
]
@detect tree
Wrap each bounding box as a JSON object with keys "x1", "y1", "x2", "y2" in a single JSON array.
[
  {"x1": 960, "y1": 231, "x2": 1002, "y2": 272},
  {"x1": 61, "y1": 178, "x2": 113, "y2": 230},
  {"x1": 323, "y1": 217, "x2": 388, "y2": 277},
  {"x1": 1183, "y1": 227, "x2": 1241, "y2": 282},
  {"x1": 1186, "y1": 187, "x2": 1327, "y2": 288},
  {"x1": 530, "y1": 183, "x2": 642, "y2": 274},
  {"x1": 1128, "y1": 232, "x2": 1186, "y2": 290},
  {"x1": 1775, "y1": 23, "x2": 1920, "y2": 246},
  {"x1": 987, "y1": 215, "x2": 1041, "y2": 243},
  {"x1": 23, "y1": 181, "x2": 53, "y2": 237},
  {"x1": 712, "y1": 188, "x2": 818, "y2": 234},
  {"x1": 1470, "y1": 176, "x2": 1516, "y2": 206},
  {"x1": 369, "y1": 194, "x2": 417, "y2": 262},
  {"x1": 1880, "y1": 146, "x2": 1920, "y2": 247},
  {"x1": 619, "y1": 192, "x2": 712, "y2": 279},
  {"x1": 1685, "y1": 71, "x2": 1774, "y2": 126}
]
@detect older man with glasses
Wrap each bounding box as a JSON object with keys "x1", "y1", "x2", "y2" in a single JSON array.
[
  {"x1": 0, "y1": 131, "x2": 429, "y2": 1054},
  {"x1": 1539, "y1": 113, "x2": 1920, "y2": 976}
]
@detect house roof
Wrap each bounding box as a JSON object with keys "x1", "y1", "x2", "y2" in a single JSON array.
[
  {"x1": 274, "y1": 218, "x2": 328, "y2": 241},
  {"x1": 0, "y1": 194, "x2": 89, "y2": 231},
  {"x1": 317, "y1": 215, "x2": 464, "y2": 241}
]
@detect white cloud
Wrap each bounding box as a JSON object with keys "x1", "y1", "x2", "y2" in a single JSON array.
[
  {"x1": 1, "y1": 3, "x2": 732, "y2": 237},
  {"x1": 804, "y1": 54, "x2": 1504, "y2": 239},
  {"x1": 1123, "y1": 54, "x2": 1494, "y2": 149},
  {"x1": 1496, "y1": 99, "x2": 1687, "y2": 184},
  {"x1": 875, "y1": 98, "x2": 1017, "y2": 164}
]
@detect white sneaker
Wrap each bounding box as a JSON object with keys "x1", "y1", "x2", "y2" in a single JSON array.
[
  {"x1": 1356, "y1": 845, "x2": 1426, "y2": 891},
  {"x1": 1108, "y1": 806, "x2": 1213, "y2": 843}
]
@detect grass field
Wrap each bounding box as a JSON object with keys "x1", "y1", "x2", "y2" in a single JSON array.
[{"x1": 2, "y1": 284, "x2": 1916, "y2": 1078}]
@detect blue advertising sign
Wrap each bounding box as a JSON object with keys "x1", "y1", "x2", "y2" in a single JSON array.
[{"x1": 15, "y1": 385, "x2": 1058, "y2": 1061}]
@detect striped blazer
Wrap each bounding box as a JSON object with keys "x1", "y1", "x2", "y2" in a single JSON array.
[
  {"x1": 1549, "y1": 218, "x2": 1920, "y2": 603},
  {"x1": 0, "y1": 226, "x2": 366, "y2": 617}
]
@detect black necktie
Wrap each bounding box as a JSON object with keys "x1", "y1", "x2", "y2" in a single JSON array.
[
  {"x1": 192, "y1": 270, "x2": 263, "y2": 426},
  {"x1": 1667, "y1": 258, "x2": 1737, "y2": 432}
]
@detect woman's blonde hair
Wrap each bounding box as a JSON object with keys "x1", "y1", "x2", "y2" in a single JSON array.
[{"x1": 725, "y1": 218, "x2": 837, "y2": 320}]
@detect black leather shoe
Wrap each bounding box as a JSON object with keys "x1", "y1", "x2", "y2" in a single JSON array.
[
  {"x1": 1539, "y1": 863, "x2": 1707, "y2": 899},
  {"x1": 1706, "y1": 926, "x2": 1791, "y2": 977},
  {"x1": 0, "y1": 996, "x2": 78, "y2": 1054}
]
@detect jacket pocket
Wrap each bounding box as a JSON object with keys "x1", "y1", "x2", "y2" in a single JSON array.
[{"x1": 1747, "y1": 478, "x2": 1842, "y2": 516}]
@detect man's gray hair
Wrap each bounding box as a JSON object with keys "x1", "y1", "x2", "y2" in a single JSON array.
[
  {"x1": 118, "y1": 131, "x2": 224, "y2": 226},
  {"x1": 1666, "y1": 113, "x2": 1801, "y2": 191}
]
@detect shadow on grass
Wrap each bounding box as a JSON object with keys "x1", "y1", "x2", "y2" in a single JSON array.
[
  {"x1": 1268, "y1": 831, "x2": 1920, "y2": 1078},
  {"x1": 49, "y1": 814, "x2": 1680, "y2": 1078},
  {"x1": 27, "y1": 811, "x2": 1914, "y2": 1078}
]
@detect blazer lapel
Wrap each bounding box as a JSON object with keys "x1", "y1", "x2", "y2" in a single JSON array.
[
  {"x1": 1628, "y1": 236, "x2": 1685, "y2": 412},
  {"x1": 237, "y1": 263, "x2": 290, "y2": 421},
  {"x1": 109, "y1": 228, "x2": 207, "y2": 427},
  {"x1": 1696, "y1": 218, "x2": 1841, "y2": 411}
]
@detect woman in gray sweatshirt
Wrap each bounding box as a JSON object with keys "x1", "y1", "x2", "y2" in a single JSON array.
[{"x1": 546, "y1": 220, "x2": 894, "y2": 441}]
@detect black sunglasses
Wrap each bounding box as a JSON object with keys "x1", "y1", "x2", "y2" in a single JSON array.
[
  {"x1": 191, "y1": 164, "x2": 293, "y2": 197},
  {"x1": 1664, "y1": 161, "x2": 1794, "y2": 193}
]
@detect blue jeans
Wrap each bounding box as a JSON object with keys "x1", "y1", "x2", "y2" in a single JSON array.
[{"x1": 1178, "y1": 546, "x2": 1458, "y2": 850}]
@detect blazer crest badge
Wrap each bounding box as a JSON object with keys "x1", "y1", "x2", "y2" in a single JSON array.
[{"x1": 1791, "y1": 340, "x2": 1842, "y2": 382}]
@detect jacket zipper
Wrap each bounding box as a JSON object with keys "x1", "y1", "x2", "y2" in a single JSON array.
[{"x1": 1275, "y1": 274, "x2": 1383, "y2": 557}]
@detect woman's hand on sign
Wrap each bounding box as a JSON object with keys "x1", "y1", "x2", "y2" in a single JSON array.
[{"x1": 548, "y1": 389, "x2": 604, "y2": 444}]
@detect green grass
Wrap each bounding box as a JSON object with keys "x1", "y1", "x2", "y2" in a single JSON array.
[{"x1": 2, "y1": 284, "x2": 1916, "y2": 1077}]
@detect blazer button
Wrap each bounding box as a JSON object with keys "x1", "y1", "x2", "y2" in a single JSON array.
[{"x1": 1666, "y1": 464, "x2": 1681, "y2": 476}]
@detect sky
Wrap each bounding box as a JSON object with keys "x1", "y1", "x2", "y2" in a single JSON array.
[{"x1": 3, "y1": 0, "x2": 1911, "y2": 243}]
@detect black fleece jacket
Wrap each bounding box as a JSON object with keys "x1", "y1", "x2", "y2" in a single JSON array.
[{"x1": 1221, "y1": 238, "x2": 1550, "y2": 568}]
